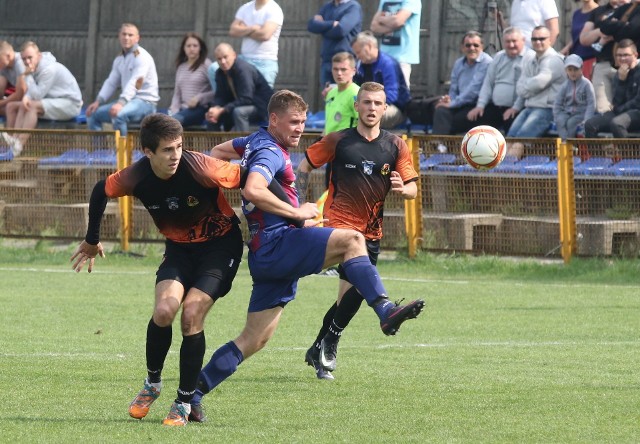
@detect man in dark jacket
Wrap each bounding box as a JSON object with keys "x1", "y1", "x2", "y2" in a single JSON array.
[
  {"x1": 585, "y1": 39, "x2": 640, "y2": 138},
  {"x1": 351, "y1": 31, "x2": 410, "y2": 129},
  {"x1": 206, "y1": 43, "x2": 273, "y2": 131},
  {"x1": 308, "y1": 0, "x2": 362, "y2": 89}
]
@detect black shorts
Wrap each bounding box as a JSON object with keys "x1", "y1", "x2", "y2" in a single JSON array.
[
  {"x1": 337, "y1": 239, "x2": 380, "y2": 281},
  {"x1": 156, "y1": 224, "x2": 243, "y2": 300}
]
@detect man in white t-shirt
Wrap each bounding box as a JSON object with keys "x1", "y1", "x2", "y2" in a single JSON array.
[
  {"x1": 503, "y1": 0, "x2": 559, "y2": 47},
  {"x1": 227, "y1": 0, "x2": 283, "y2": 88}
]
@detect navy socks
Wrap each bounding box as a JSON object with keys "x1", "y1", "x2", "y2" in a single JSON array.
[{"x1": 193, "y1": 341, "x2": 244, "y2": 404}]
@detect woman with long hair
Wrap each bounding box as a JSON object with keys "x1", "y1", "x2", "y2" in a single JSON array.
[{"x1": 169, "y1": 32, "x2": 214, "y2": 127}]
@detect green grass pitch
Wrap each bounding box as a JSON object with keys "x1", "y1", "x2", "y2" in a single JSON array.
[{"x1": 0, "y1": 241, "x2": 638, "y2": 443}]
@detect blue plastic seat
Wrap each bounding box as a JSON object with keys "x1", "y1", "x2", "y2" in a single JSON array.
[
  {"x1": 488, "y1": 155, "x2": 521, "y2": 173},
  {"x1": 88, "y1": 149, "x2": 117, "y2": 165},
  {"x1": 574, "y1": 157, "x2": 613, "y2": 175},
  {"x1": 309, "y1": 110, "x2": 325, "y2": 129},
  {"x1": 433, "y1": 163, "x2": 465, "y2": 172},
  {"x1": 419, "y1": 153, "x2": 457, "y2": 171},
  {"x1": 39, "y1": 148, "x2": 90, "y2": 166},
  {"x1": 613, "y1": 158, "x2": 640, "y2": 176},
  {"x1": 132, "y1": 150, "x2": 145, "y2": 162},
  {"x1": 0, "y1": 146, "x2": 13, "y2": 162},
  {"x1": 524, "y1": 157, "x2": 581, "y2": 175},
  {"x1": 516, "y1": 155, "x2": 551, "y2": 173}
]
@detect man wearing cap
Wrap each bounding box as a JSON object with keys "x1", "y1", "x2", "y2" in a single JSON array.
[
  {"x1": 585, "y1": 38, "x2": 640, "y2": 138},
  {"x1": 553, "y1": 54, "x2": 596, "y2": 140}
]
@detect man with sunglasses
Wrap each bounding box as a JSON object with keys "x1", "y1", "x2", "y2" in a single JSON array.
[
  {"x1": 431, "y1": 30, "x2": 493, "y2": 136},
  {"x1": 506, "y1": 25, "x2": 564, "y2": 139}
]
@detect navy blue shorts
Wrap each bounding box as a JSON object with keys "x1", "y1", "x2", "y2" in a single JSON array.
[
  {"x1": 156, "y1": 225, "x2": 243, "y2": 300},
  {"x1": 247, "y1": 226, "x2": 334, "y2": 312}
]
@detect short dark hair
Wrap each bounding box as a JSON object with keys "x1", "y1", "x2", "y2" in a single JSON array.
[
  {"x1": 616, "y1": 38, "x2": 637, "y2": 53},
  {"x1": 139, "y1": 114, "x2": 183, "y2": 152},
  {"x1": 267, "y1": 89, "x2": 308, "y2": 116}
]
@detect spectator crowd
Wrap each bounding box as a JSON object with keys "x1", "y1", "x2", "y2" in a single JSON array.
[{"x1": 3, "y1": 0, "x2": 640, "y2": 157}]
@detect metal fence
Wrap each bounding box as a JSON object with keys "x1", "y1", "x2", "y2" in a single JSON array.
[{"x1": 1, "y1": 129, "x2": 639, "y2": 260}]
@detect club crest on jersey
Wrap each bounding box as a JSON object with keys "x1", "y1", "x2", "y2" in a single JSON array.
[
  {"x1": 362, "y1": 160, "x2": 375, "y2": 175},
  {"x1": 187, "y1": 196, "x2": 199, "y2": 207},
  {"x1": 381, "y1": 163, "x2": 390, "y2": 175},
  {"x1": 166, "y1": 197, "x2": 179, "y2": 211}
]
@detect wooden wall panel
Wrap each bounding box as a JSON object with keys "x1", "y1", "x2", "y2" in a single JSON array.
[{"x1": 0, "y1": 0, "x2": 574, "y2": 111}]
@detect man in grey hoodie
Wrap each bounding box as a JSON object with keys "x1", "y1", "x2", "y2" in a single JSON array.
[
  {"x1": 507, "y1": 25, "x2": 565, "y2": 137},
  {"x1": 2, "y1": 41, "x2": 82, "y2": 156}
]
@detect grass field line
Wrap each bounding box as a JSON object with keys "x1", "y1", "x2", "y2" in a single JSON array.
[
  {"x1": 0, "y1": 266, "x2": 637, "y2": 290},
  {"x1": 2, "y1": 339, "x2": 638, "y2": 360}
]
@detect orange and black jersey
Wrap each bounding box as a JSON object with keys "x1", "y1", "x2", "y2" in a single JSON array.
[
  {"x1": 105, "y1": 150, "x2": 241, "y2": 243},
  {"x1": 305, "y1": 128, "x2": 418, "y2": 240}
]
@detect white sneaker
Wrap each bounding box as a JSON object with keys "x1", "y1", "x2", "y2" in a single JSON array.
[
  {"x1": 10, "y1": 138, "x2": 22, "y2": 157},
  {"x1": 1, "y1": 133, "x2": 22, "y2": 156},
  {"x1": 1, "y1": 132, "x2": 14, "y2": 145}
]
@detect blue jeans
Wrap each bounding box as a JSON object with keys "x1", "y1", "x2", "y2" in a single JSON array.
[
  {"x1": 207, "y1": 62, "x2": 219, "y2": 93},
  {"x1": 240, "y1": 56, "x2": 278, "y2": 88},
  {"x1": 507, "y1": 107, "x2": 553, "y2": 138},
  {"x1": 87, "y1": 99, "x2": 156, "y2": 136},
  {"x1": 206, "y1": 105, "x2": 259, "y2": 132},
  {"x1": 172, "y1": 106, "x2": 207, "y2": 127}
]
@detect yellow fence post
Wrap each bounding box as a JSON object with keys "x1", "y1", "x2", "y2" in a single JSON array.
[
  {"x1": 404, "y1": 136, "x2": 423, "y2": 258},
  {"x1": 556, "y1": 139, "x2": 577, "y2": 263},
  {"x1": 116, "y1": 132, "x2": 132, "y2": 252}
]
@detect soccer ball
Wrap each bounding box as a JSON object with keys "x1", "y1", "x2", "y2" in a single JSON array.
[{"x1": 460, "y1": 125, "x2": 507, "y2": 170}]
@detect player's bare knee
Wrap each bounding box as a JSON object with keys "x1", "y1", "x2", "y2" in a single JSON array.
[
  {"x1": 180, "y1": 304, "x2": 204, "y2": 334},
  {"x1": 153, "y1": 303, "x2": 177, "y2": 326},
  {"x1": 344, "y1": 230, "x2": 366, "y2": 254}
]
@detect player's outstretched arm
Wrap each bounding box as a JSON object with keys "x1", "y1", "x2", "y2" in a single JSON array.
[
  {"x1": 210, "y1": 140, "x2": 241, "y2": 161},
  {"x1": 71, "y1": 180, "x2": 109, "y2": 273},
  {"x1": 70, "y1": 240, "x2": 105, "y2": 273}
]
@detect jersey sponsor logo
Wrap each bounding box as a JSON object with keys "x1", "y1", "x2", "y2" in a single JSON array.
[
  {"x1": 381, "y1": 163, "x2": 391, "y2": 175},
  {"x1": 166, "y1": 197, "x2": 179, "y2": 211},
  {"x1": 187, "y1": 196, "x2": 199, "y2": 207},
  {"x1": 148, "y1": 205, "x2": 160, "y2": 210},
  {"x1": 345, "y1": 163, "x2": 356, "y2": 168},
  {"x1": 362, "y1": 160, "x2": 375, "y2": 175}
]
